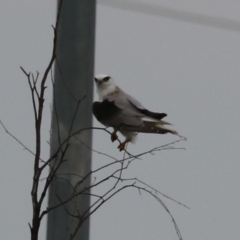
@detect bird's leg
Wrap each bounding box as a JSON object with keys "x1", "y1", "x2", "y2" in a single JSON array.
[
  {"x1": 118, "y1": 139, "x2": 130, "y2": 151},
  {"x1": 111, "y1": 129, "x2": 118, "y2": 142}
]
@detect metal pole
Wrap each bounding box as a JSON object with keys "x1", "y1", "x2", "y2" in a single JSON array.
[{"x1": 47, "y1": 1, "x2": 96, "y2": 239}]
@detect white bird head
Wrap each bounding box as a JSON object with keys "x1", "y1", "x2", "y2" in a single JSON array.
[{"x1": 94, "y1": 74, "x2": 117, "y2": 99}]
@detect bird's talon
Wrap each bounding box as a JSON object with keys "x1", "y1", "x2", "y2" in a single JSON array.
[
  {"x1": 111, "y1": 132, "x2": 118, "y2": 142},
  {"x1": 118, "y1": 142, "x2": 126, "y2": 151}
]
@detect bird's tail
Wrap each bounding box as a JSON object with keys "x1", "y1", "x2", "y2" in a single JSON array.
[
  {"x1": 142, "y1": 121, "x2": 178, "y2": 135},
  {"x1": 119, "y1": 121, "x2": 178, "y2": 135}
]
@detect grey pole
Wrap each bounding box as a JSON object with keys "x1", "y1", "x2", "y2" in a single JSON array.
[{"x1": 47, "y1": 1, "x2": 96, "y2": 239}]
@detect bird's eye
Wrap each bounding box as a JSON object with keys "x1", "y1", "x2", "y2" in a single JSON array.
[{"x1": 103, "y1": 76, "x2": 110, "y2": 82}]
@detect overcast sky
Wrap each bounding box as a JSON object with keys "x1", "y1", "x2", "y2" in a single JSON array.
[{"x1": 1, "y1": 1, "x2": 240, "y2": 240}]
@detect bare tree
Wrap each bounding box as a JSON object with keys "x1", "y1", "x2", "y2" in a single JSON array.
[{"x1": 0, "y1": 1, "x2": 187, "y2": 240}]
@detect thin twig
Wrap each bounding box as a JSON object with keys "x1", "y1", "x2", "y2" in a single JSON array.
[{"x1": 0, "y1": 120, "x2": 44, "y2": 161}]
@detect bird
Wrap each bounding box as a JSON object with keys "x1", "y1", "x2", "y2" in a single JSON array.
[{"x1": 92, "y1": 74, "x2": 178, "y2": 151}]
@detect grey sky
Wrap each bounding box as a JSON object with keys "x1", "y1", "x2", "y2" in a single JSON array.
[{"x1": 1, "y1": 1, "x2": 240, "y2": 240}]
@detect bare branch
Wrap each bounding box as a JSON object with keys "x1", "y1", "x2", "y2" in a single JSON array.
[
  {"x1": 0, "y1": 120, "x2": 43, "y2": 161},
  {"x1": 20, "y1": 66, "x2": 30, "y2": 77}
]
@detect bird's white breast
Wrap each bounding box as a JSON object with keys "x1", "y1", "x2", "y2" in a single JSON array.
[{"x1": 97, "y1": 84, "x2": 117, "y2": 100}]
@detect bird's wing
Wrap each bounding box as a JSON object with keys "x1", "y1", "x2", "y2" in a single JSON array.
[
  {"x1": 127, "y1": 100, "x2": 168, "y2": 122},
  {"x1": 92, "y1": 100, "x2": 143, "y2": 128},
  {"x1": 92, "y1": 100, "x2": 121, "y2": 126},
  {"x1": 105, "y1": 87, "x2": 170, "y2": 124},
  {"x1": 92, "y1": 100, "x2": 177, "y2": 135},
  {"x1": 102, "y1": 86, "x2": 143, "y2": 108}
]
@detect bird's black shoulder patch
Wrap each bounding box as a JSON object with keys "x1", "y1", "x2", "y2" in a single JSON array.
[{"x1": 92, "y1": 100, "x2": 121, "y2": 122}]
